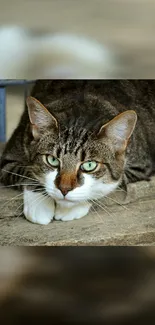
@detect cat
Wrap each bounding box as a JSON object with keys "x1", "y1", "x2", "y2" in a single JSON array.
[
  {"x1": 1, "y1": 80, "x2": 155, "y2": 225},
  {"x1": 1, "y1": 247, "x2": 155, "y2": 324},
  {"x1": 0, "y1": 26, "x2": 115, "y2": 79}
]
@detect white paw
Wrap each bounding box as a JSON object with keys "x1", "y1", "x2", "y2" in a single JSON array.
[
  {"x1": 54, "y1": 202, "x2": 91, "y2": 222},
  {"x1": 24, "y1": 189, "x2": 55, "y2": 225}
]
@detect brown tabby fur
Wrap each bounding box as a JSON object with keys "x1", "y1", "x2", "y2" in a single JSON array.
[{"x1": 0, "y1": 80, "x2": 155, "y2": 194}]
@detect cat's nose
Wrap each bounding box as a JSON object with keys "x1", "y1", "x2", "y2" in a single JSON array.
[
  {"x1": 55, "y1": 172, "x2": 77, "y2": 197},
  {"x1": 59, "y1": 186, "x2": 71, "y2": 197}
]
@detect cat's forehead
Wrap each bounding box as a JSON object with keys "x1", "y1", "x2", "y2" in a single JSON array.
[
  {"x1": 59, "y1": 153, "x2": 80, "y2": 171},
  {"x1": 39, "y1": 128, "x2": 111, "y2": 155},
  {"x1": 37, "y1": 122, "x2": 114, "y2": 162}
]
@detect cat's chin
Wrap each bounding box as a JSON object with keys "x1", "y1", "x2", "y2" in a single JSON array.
[{"x1": 55, "y1": 198, "x2": 79, "y2": 207}]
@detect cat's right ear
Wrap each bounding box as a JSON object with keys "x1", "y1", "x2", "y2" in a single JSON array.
[
  {"x1": 97, "y1": 110, "x2": 137, "y2": 152},
  {"x1": 26, "y1": 96, "x2": 58, "y2": 139}
]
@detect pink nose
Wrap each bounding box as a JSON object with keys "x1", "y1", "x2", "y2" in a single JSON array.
[
  {"x1": 58, "y1": 185, "x2": 72, "y2": 196},
  {"x1": 55, "y1": 172, "x2": 78, "y2": 197}
]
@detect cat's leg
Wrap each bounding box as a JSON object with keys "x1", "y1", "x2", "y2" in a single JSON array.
[
  {"x1": 24, "y1": 188, "x2": 55, "y2": 225},
  {"x1": 125, "y1": 162, "x2": 153, "y2": 183},
  {"x1": 54, "y1": 201, "x2": 91, "y2": 222}
]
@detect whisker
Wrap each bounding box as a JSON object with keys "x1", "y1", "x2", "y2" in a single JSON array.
[
  {"x1": 0, "y1": 183, "x2": 39, "y2": 189},
  {"x1": 117, "y1": 185, "x2": 127, "y2": 194},
  {"x1": 1, "y1": 187, "x2": 44, "y2": 203},
  {"x1": 0, "y1": 192, "x2": 25, "y2": 213},
  {"x1": 88, "y1": 201, "x2": 104, "y2": 223},
  {"x1": 2, "y1": 188, "x2": 46, "y2": 217},
  {"x1": 1, "y1": 169, "x2": 37, "y2": 182},
  {"x1": 16, "y1": 190, "x2": 48, "y2": 218},
  {"x1": 104, "y1": 195, "x2": 129, "y2": 211},
  {"x1": 90, "y1": 198, "x2": 113, "y2": 217}
]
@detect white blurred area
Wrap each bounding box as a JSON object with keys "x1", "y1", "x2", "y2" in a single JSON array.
[
  {"x1": 0, "y1": 27, "x2": 115, "y2": 79},
  {"x1": 0, "y1": 0, "x2": 155, "y2": 78}
]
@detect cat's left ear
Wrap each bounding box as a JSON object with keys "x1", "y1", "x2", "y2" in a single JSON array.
[
  {"x1": 97, "y1": 110, "x2": 137, "y2": 152},
  {"x1": 26, "y1": 96, "x2": 58, "y2": 139}
]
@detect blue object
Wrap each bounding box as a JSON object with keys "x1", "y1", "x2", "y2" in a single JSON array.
[
  {"x1": 0, "y1": 80, "x2": 35, "y2": 143},
  {"x1": 0, "y1": 85, "x2": 6, "y2": 142}
]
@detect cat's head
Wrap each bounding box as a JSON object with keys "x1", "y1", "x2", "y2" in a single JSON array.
[{"x1": 26, "y1": 96, "x2": 137, "y2": 204}]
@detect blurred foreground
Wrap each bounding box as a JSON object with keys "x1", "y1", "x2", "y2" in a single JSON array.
[{"x1": 0, "y1": 248, "x2": 155, "y2": 324}]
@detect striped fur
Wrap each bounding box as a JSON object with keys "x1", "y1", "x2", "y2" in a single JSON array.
[{"x1": 0, "y1": 80, "x2": 155, "y2": 223}]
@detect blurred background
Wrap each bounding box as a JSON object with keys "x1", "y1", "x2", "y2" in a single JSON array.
[{"x1": 0, "y1": 0, "x2": 155, "y2": 78}]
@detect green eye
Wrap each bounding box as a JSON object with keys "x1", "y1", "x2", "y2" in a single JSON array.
[
  {"x1": 81, "y1": 161, "x2": 98, "y2": 172},
  {"x1": 46, "y1": 155, "x2": 60, "y2": 168}
]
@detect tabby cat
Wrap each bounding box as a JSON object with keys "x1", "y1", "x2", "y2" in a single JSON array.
[{"x1": 1, "y1": 80, "x2": 155, "y2": 225}]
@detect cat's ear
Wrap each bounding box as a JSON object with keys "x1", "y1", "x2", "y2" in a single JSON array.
[
  {"x1": 26, "y1": 96, "x2": 58, "y2": 139},
  {"x1": 98, "y1": 110, "x2": 137, "y2": 152}
]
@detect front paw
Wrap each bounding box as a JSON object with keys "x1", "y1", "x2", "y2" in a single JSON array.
[
  {"x1": 24, "y1": 189, "x2": 55, "y2": 225},
  {"x1": 54, "y1": 202, "x2": 91, "y2": 222}
]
